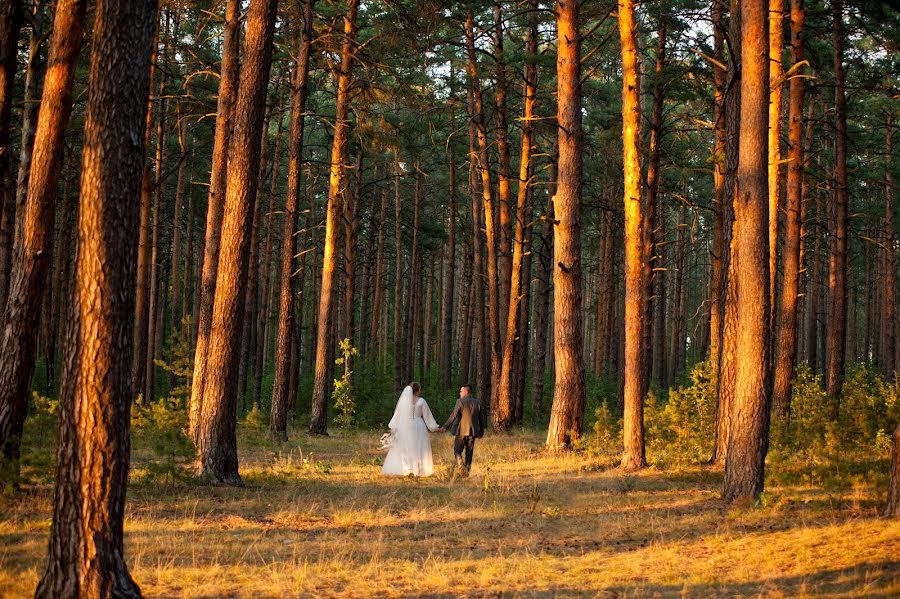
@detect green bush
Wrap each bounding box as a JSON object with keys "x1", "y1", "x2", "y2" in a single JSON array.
[
  {"x1": 131, "y1": 399, "x2": 194, "y2": 485},
  {"x1": 646, "y1": 359, "x2": 716, "y2": 465}
]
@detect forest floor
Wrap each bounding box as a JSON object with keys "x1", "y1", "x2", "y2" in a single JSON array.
[{"x1": 2, "y1": 414, "x2": 900, "y2": 598}]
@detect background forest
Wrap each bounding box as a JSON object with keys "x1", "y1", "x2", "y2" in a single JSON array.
[{"x1": 0, "y1": 0, "x2": 898, "y2": 595}]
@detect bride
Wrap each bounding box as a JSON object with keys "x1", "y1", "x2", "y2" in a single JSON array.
[{"x1": 382, "y1": 382, "x2": 442, "y2": 477}]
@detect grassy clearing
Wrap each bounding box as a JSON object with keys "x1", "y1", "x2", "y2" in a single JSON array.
[{"x1": 2, "y1": 414, "x2": 899, "y2": 598}]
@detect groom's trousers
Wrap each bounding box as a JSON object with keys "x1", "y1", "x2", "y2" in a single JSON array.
[{"x1": 453, "y1": 435, "x2": 475, "y2": 470}]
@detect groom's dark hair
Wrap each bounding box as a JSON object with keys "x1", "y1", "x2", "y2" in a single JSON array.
[{"x1": 461, "y1": 384, "x2": 472, "y2": 392}]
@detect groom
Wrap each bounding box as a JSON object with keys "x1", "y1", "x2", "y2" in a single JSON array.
[{"x1": 442, "y1": 384, "x2": 485, "y2": 476}]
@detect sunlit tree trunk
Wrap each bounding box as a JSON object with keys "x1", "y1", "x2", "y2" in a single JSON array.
[
  {"x1": 546, "y1": 0, "x2": 586, "y2": 451},
  {"x1": 189, "y1": 0, "x2": 240, "y2": 441},
  {"x1": 270, "y1": 0, "x2": 315, "y2": 440},
  {"x1": 0, "y1": 0, "x2": 85, "y2": 480},
  {"x1": 888, "y1": 420, "x2": 900, "y2": 517},
  {"x1": 723, "y1": 0, "x2": 772, "y2": 503},
  {"x1": 712, "y1": 0, "x2": 741, "y2": 466},
  {"x1": 619, "y1": 0, "x2": 647, "y2": 468},
  {"x1": 309, "y1": 0, "x2": 359, "y2": 434},
  {"x1": 195, "y1": 0, "x2": 278, "y2": 483},
  {"x1": 8, "y1": 0, "x2": 48, "y2": 313},
  {"x1": 769, "y1": 0, "x2": 784, "y2": 333},
  {"x1": 169, "y1": 112, "x2": 187, "y2": 341},
  {"x1": 773, "y1": 0, "x2": 804, "y2": 417},
  {"x1": 494, "y1": 1, "x2": 512, "y2": 345},
  {"x1": 826, "y1": 0, "x2": 848, "y2": 401},
  {"x1": 496, "y1": 1, "x2": 537, "y2": 430},
  {"x1": 34, "y1": 0, "x2": 156, "y2": 593},
  {"x1": 465, "y1": 9, "x2": 502, "y2": 414}
]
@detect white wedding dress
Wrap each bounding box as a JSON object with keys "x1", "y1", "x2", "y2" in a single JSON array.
[{"x1": 382, "y1": 386, "x2": 440, "y2": 477}]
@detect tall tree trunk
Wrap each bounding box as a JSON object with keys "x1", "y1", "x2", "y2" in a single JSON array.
[
  {"x1": 465, "y1": 9, "x2": 501, "y2": 414},
  {"x1": 722, "y1": 0, "x2": 772, "y2": 503},
  {"x1": 494, "y1": 1, "x2": 512, "y2": 345},
  {"x1": 546, "y1": 0, "x2": 586, "y2": 451},
  {"x1": 369, "y1": 188, "x2": 386, "y2": 358},
  {"x1": 194, "y1": 0, "x2": 278, "y2": 483},
  {"x1": 0, "y1": 0, "x2": 23, "y2": 332},
  {"x1": 464, "y1": 28, "x2": 489, "y2": 405},
  {"x1": 441, "y1": 107, "x2": 457, "y2": 389},
  {"x1": 309, "y1": 0, "x2": 359, "y2": 434},
  {"x1": 342, "y1": 154, "x2": 361, "y2": 343},
  {"x1": 252, "y1": 107, "x2": 284, "y2": 410},
  {"x1": 772, "y1": 0, "x2": 804, "y2": 417},
  {"x1": 132, "y1": 14, "x2": 160, "y2": 403},
  {"x1": 0, "y1": 0, "x2": 85, "y2": 480},
  {"x1": 826, "y1": 0, "x2": 848, "y2": 400},
  {"x1": 270, "y1": 0, "x2": 315, "y2": 440},
  {"x1": 647, "y1": 22, "x2": 667, "y2": 390},
  {"x1": 144, "y1": 15, "x2": 169, "y2": 404},
  {"x1": 712, "y1": 0, "x2": 742, "y2": 466},
  {"x1": 668, "y1": 204, "x2": 687, "y2": 385},
  {"x1": 532, "y1": 151, "x2": 556, "y2": 416},
  {"x1": 188, "y1": 0, "x2": 240, "y2": 441},
  {"x1": 10, "y1": 0, "x2": 48, "y2": 294},
  {"x1": 170, "y1": 113, "x2": 187, "y2": 337},
  {"x1": 709, "y1": 0, "x2": 727, "y2": 373},
  {"x1": 886, "y1": 113, "x2": 896, "y2": 374},
  {"x1": 496, "y1": 0, "x2": 537, "y2": 430},
  {"x1": 237, "y1": 115, "x2": 270, "y2": 408},
  {"x1": 619, "y1": 0, "x2": 647, "y2": 468},
  {"x1": 392, "y1": 151, "x2": 404, "y2": 392},
  {"x1": 34, "y1": 0, "x2": 156, "y2": 593},
  {"x1": 769, "y1": 0, "x2": 784, "y2": 333}
]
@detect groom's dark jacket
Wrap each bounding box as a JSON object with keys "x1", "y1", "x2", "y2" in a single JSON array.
[{"x1": 443, "y1": 395, "x2": 485, "y2": 438}]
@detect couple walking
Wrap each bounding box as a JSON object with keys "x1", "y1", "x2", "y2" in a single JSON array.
[{"x1": 381, "y1": 383, "x2": 485, "y2": 478}]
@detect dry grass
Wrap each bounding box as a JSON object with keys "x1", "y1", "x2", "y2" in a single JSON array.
[{"x1": 2, "y1": 420, "x2": 899, "y2": 598}]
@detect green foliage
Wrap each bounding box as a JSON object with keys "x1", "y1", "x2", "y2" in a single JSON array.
[
  {"x1": 131, "y1": 399, "x2": 194, "y2": 485},
  {"x1": 646, "y1": 360, "x2": 716, "y2": 465},
  {"x1": 154, "y1": 316, "x2": 194, "y2": 406},
  {"x1": 332, "y1": 339, "x2": 359, "y2": 428}
]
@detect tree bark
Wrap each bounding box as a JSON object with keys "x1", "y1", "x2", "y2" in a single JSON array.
[
  {"x1": 494, "y1": 1, "x2": 512, "y2": 346},
  {"x1": 769, "y1": 0, "x2": 784, "y2": 334},
  {"x1": 722, "y1": 0, "x2": 772, "y2": 503},
  {"x1": 772, "y1": 0, "x2": 804, "y2": 417},
  {"x1": 0, "y1": 0, "x2": 85, "y2": 479},
  {"x1": 886, "y1": 113, "x2": 896, "y2": 374},
  {"x1": 369, "y1": 188, "x2": 386, "y2": 358},
  {"x1": 546, "y1": 0, "x2": 586, "y2": 451},
  {"x1": 189, "y1": 0, "x2": 240, "y2": 442},
  {"x1": 465, "y1": 9, "x2": 501, "y2": 415},
  {"x1": 392, "y1": 151, "x2": 404, "y2": 392},
  {"x1": 496, "y1": 0, "x2": 537, "y2": 430},
  {"x1": 309, "y1": 0, "x2": 359, "y2": 434},
  {"x1": 0, "y1": 0, "x2": 23, "y2": 333},
  {"x1": 647, "y1": 22, "x2": 667, "y2": 391},
  {"x1": 34, "y1": 0, "x2": 156, "y2": 593},
  {"x1": 619, "y1": 0, "x2": 647, "y2": 468},
  {"x1": 826, "y1": 0, "x2": 848, "y2": 401},
  {"x1": 532, "y1": 150, "x2": 556, "y2": 416},
  {"x1": 712, "y1": 0, "x2": 742, "y2": 466},
  {"x1": 195, "y1": 0, "x2": 278, "y2": 483},
  {"x1": 709, "y1": 0, "x2": 727, "y2": 371},
  {"x1": 441, "y1": 104, "x2": 457, "y2": 389},
  {"x1": 270, "y1": 0, "x2": 315, "y2": 440}
]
